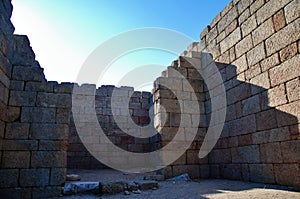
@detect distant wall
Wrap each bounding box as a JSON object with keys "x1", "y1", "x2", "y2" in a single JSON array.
[
  {"x1": 67, "y1": 85, "x2": 159, "y2": 169},
  {"x1": 158, "y1": 0, "x2": 299, "y2": 187}
]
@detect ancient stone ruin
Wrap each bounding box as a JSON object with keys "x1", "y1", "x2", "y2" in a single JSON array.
[{"x1": 0, "y1": 0, "x2": 299, "y2": 198}]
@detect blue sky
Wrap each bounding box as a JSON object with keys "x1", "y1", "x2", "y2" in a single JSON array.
[{"x1": 11, "y1": 0, "x2": 231, "y2": 90}]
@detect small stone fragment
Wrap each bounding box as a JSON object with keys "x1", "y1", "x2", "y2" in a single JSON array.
[
  {"x1": 133, "y1": 189, "x2": 141, "y2": 194},
  {"x1": 124, "y1": 190, "x2": 130, "y2": 195},
  {"x1": 66, "y1": 174, "x2": 81, "y2": 181}
]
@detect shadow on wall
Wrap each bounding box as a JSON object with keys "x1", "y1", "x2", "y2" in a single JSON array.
[{"x1": 206, "y1": 61, "x2": 299, "y2": 186}]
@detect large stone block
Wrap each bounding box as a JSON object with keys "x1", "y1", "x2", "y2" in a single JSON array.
[
  {"x1": 256, "y1": 0, "x2": 291, "y2": 25},
  {"x1": 246, "y1": 43, "x2": 265, "y2": 67},
  {"x1": 284, "y1": 0, "x2": 300, "y2": 24},
  {"x1": 220, "y1": 28, "x2": 241, "y2": 54},
  {"x1": 279, "y1": 42, "x2": 298, "y2": 62},
  {"x1": 2, "y1": 151, "x2": 30, "y2": 168},
  {"x1": 286, "y1": 78, "x2": 299, "y2": 102},
  {"x1": 30, "y1": 123, "x2": 69, "y2": 140},
  {"x1": 218, "y1": 6, "x2": 238, "y2": 33},
  {"x1": 5, "y1": 122, "x2": 30, "y2": 139},
  {"x1": 9, "y1": 90, "x2": 36, "y2": 106},
  {"x1": 273, "y1": 9, "x2": 286, "y2": 31},
  {"x1": 31, "y1": 151, "x2": 66, "y2": 168},
  {"x1": 241, "y1": 15, "x2": 257, "y2": 37},
  {"x1": 25, "y1": 81, "x2": 53, "y2": 92},
  {"x1": 12, "y1": 65, "x2": 44, "y2": 82},
  {"x1": 274, "y1": 164, "x2": 300, "y2": 187},
  {"x1": 260, "y1": 142, "x2": 283, "y2": 163},
  {"x1": 249, "y1": 164, "x2": 275, "y2": 183},
  {"x1": 256, "y1": 109, "x2": 278, "y2": 131},
  {"x1": 20, "y1": 169, "x2": 50, "y2": 187},
  {"x1": 220, "y1": 164, "x2": 242, "y2": 180},
  {"x1": 209, "y1": 148, "x2": 231, "y2": 164},
  {"x1": 50, "y1": 168, "x2": 66, "y2": 186},
  {"x1": 231, "y1": 145, "x2": 260, "y2": 163},
  {"x1": 2, "y1": 139, "x2": 38, "y2": 151},
  {"x1": 267, "y1": 84, "x2": 287, "y2": 107},
  {"x1": 276, "y1": 101, "x2": 299, "y2": 126},
  {"x1": 252, "y1": 18, "x2": 275, "y2": 46},
  {"x1": 250, "y1": 71, "x2": 270, "y2": 95},
  {"x1": 260, "y1": 53, "x2": 280, "y2": 72},
  {"x1": 280, "y1": 140, "x2": 300, "y2": 163},
  {"x1": 21, "y1": 107, "x2": 56, "y2": 123},
  {"x1": 0, "y1": 169, "x2": 19, "y2": 188},
  {"x1": 235, "y1": 35, "x2": 253, "y2": 58},
  {"x1": 242, "y1": 94, "x2": 261, "y2": 116},
  {"x1": 266, "y1": 18, "x2": 300, "y2": 56},
  {"x1": 228, "y1": 114, "x2": 256, "y2": 136},
  {"x1": 39, "y1": 140, "x2": 68, "y2": 151}
]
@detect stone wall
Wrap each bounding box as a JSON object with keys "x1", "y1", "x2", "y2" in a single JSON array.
[
  {"x1": 68, "y1": 85, "x2": 158, "y2": 169},
  {"x1": 0, "y1": 1, "x2": 72, "y2": 198},
  {"x1": 157, "y1": 0, "x2": 299, "y2": 187}
]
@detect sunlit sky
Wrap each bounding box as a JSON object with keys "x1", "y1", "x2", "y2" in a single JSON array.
[{"x1": 11, "y1": 0, "x2": 231, "y2": 90}]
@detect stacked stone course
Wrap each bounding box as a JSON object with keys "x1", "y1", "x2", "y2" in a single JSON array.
[{"x1": 0, "y1": 0, "x2": 299, "y2": 198}]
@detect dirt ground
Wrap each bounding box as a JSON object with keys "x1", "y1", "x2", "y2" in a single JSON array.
[{"x1": 51, "y1": 169, "x2": 300, "y2": 199}]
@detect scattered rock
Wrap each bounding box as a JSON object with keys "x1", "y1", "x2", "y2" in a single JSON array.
[
  {"x1": 66, "y1": 174, "x2": 81, "y2": 181},
  {"x1": 127, "y1": 181, "x2": 139, "y2": 191},
  {"x1": 124, "y1": 190, "x2": 131, "y2": 195},
  {"x1": 144, "y1": 174, "x2": 165, "y2": 181},
  {"x1": 132, "y1": 189, "x2": 141, "y2": 194},
  {"x1": 102, "y1": 181, "x2": 127, "y2": 194},
  {"x1": 134, "y1": 180, "x2": 158, "y2": 190},
  {"x1": 167, "y1": 173, "x2": 191, "y2": 181},
  {"x1": 63, "y1": 182, "x2": 99, "y2": 195}
]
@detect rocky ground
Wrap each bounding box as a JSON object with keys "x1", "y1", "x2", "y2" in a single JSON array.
[{"x1": 50, "y1": 169, "x2": 300, "y2": 199}]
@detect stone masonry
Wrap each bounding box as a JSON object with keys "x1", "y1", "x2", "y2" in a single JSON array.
[{"x1": 0, "y1": 0, "x2": 299, "y2": 198}]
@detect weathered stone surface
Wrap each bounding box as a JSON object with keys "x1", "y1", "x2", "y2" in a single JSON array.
[
  {"x1": 21, "y1": 107, "x2": 56, "y2": 123},
  {"x1": 31, "y1": 151, "x2": 66, "y2": 168},
  {"x1": 32, "y1": 186, "x2": 62, "y2": 199},
  {"x1": 284, "y1": 0, "x2": 300, "y2": 24},
  {"x1": 286, "y1": 78, "x2": 299, "y2": 102},
  {"x1": 269, "y1": 54, "x2": 300, "y2": 86},
  {"x1": 102, "y1": 181, "x2": 126, "y2": 194},
  {"x1": 12, "y1": 65, "x2": 44, "y2": 82},
  {"x1": 260, "y1": 142, "x2": 283, "y2": 163},
  {"x1": 9, "y1": 90, "x2": 36, "y2": 106},
  {"x1": 273, "y1": 9, "x2": 286, "y2": 31},
  {"x1": 250, "y1": 71, "x2": 270, "y2": 95},
  {"x1": 274, "y1": 164, "x2": 300, "y2": 187},
  {"x1": 20, "y1": 169, "x2": 50, "y2": 187},
  {"x1": 218, "y1": 6, "x2": 238, "y2": 33},
  {"x1": 0, "y1": 169, "x2": 19, "y2": 188},
  {"x1": 228, "y1": 114, "x2": 256, "y2": 136},
  {"x1": 241, "y1": 15, "x2": 257, "y2": 37},
  {"x1": 256, "y1": 109, "x2": 278, "y2": 131},
  {"x1": 242, "y1": 94, "x2": 260, "y2": 116},
  {"x1": 39, "y1": 140, "x2": 68, "y2": 151},
  {"x1": 2, "y1": 151, "x2": 30, "y2": 168},
  {"x1": 250, "y1": 0, "x2": 265, "y2": 14},
  {"x1": 10, "y1": 80, "x2": 24, "y2": 91},
  {"x1": 246, "y1": 43, "x2": 265, "y2": 67},
  {"x1": 209, "y1": 149, "x2": 231, "y2": 164},
  {"x1": 276, "y1": 101, "x2": 299, "y2": 127},
  {"x1": 25, "y1": 81, "x2": 53, "y2": 92},
  {"x1": 260, "y1": 53, "x2": 280, "y2": 72},
  {"x1": 235, "y1": 35, "x2": 253, "y2": 58},
  {"x1": 256, "y1": 0, "x2": 291, "y2": 25},
  {"x1": 280, "y1": 140, "x2": 300, "y2": 163},
  {"x1": 231, "y1": 145, "x2": 260, "y2": 163},
  {"x1": 267, "y1": 84, "x2": 287, "y2": 107},
  {"x1": 2, "y1": 139, "x2": 38, "y2": 151},
  {"x1": 279, "y1": 42, "x2": 298, "y2": 62},
  {"x1": 30, "y1": 123, "x2": 68, "y2": 140},
  {"x1": 134, "y1": 180, "x2": 158, "y2": 190},
  {"x1": 249, "y1": 164, "x2": 275, "y2": 183},
  {"x1": 50, "y1": 168, "x2": 66, "y2": 186},
  {"x1": 252, "y1": 18, "x2": 275, "y2": 46},
  {"x1": 266, "y1": 18, "x2": 300, "y2": 56},
  {"x1": 5, "y1": 122, "x2": 30, "y2": 139},
  {"x1": 220, "y1": 29, "x2": 241, "y2": 54}
]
